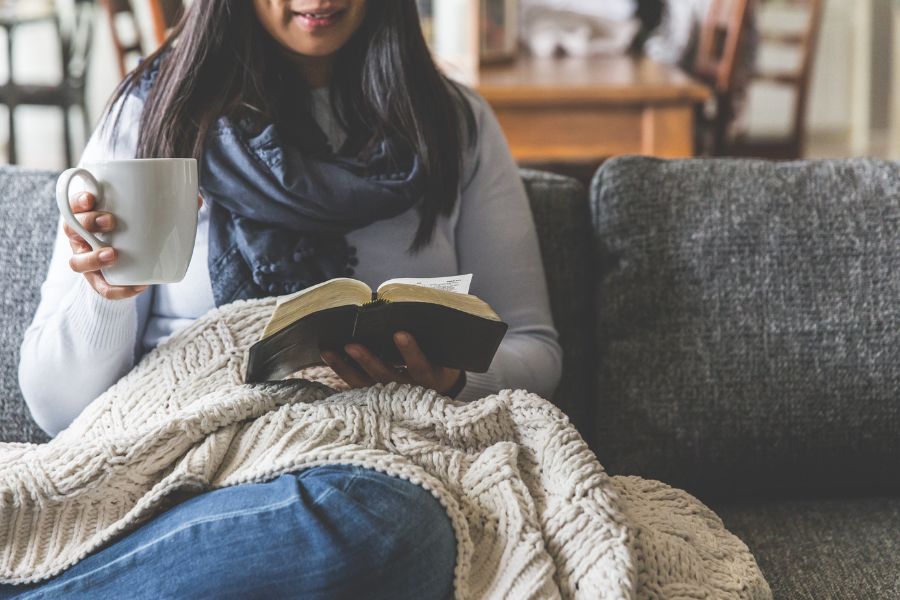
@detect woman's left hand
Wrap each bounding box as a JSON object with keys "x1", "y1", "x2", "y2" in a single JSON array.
[{"x1": 321, "y1": 331, "x2": 463, "y2": 396}]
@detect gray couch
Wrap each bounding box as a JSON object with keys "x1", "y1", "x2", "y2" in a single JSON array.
[{"x1": 1, "y1": 159, "x2": 898, "y2": 598}]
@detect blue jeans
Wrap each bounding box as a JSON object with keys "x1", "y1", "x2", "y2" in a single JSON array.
[{"x1": 0, "y1": 465, "x2": 456, "y2": 599}]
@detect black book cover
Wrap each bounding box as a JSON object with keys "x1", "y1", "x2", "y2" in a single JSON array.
[{"x1": 244, "y1": 301, "x2": 508, "y2": 383}]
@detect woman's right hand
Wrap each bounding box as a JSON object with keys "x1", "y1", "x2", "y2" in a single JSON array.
[{"x1": 64, "y1": 192, "x2": 148, "y2": 300}]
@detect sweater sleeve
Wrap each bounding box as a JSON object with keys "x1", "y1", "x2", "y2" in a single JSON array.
[
  {"x1": 18, "y1": 94, "x2": 150, "y2": 437},
  {"x1": 453, "y1": 89, "x2": 563, "y2": 401}
]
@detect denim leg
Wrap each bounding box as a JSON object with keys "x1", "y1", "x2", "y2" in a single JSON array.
[{"x1": 0, "y1": 465, "x2": 456, "y2": 600}]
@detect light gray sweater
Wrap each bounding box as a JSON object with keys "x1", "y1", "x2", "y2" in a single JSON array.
[{"x1": 19, "y1": 86, "x2": 562, "y2": 436}]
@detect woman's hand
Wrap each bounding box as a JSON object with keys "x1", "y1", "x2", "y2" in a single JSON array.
[
  {"x1": 64, "y1": 192, "x2": 148, "y2": 300},
  {"x1": 321, "y1": 331, "x2": 464, "y2": 396}
]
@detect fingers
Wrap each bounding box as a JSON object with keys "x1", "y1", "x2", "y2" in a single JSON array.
[
  {"x1": 68, "y1": 233, "x2": 91, "y2": 254},
  {"x1": 69, "y1": 247, "x2": 117, "y2": 274},
  {"x1": 394, "y1": 331, "x2": 435, "y2": 383},
  {"x1": 394, "y1": 332, "x2": 463, "y2": 395},
  {"x1": 344, "y1": 344, "x2": 407, "y2": 384},
  {"x1": 321, "y1": 336, "x2": 456, "y2": 392},
  {"x1": 62, "y1": 211, "x2": 116, "y2": 241},
  {"x1": 64, "y1": 192, "x2": 115, "y2": 250},
  {"x1": 82, "y1": 271, "x2": 149, "y2": 300},
  {"x1": 69, "y1": 192, "x2": 95, "y2": 213},
  {"x1": 62, "y1": 193, "x2": 146, "y2": 300},
  {"x1": 321, "y1": 350, "x2": 373, "y2": 388},
  {"x1": 71, "y1": 247, "x2": 150, "y2": 298}
]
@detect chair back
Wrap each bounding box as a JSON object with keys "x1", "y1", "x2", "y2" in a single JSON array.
[
  {"x1": 149, "y1": 0, "x2": 184, "y2": 45},
  {"x1": 751, "y1": 0, "x2": 824, "y2": 155},
  {"x1": 100, "y1": 0, "x2": 143, "y2": 78},
  {"x1": 63, "y1": 0, "x2": 95, "y2": 85},
  {"x1": 693, "y1": 0, "x2": 753, "y2": 93}
]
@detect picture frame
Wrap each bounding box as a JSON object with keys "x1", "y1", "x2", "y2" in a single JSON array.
[
  {"x1": 420, "y1": 0, "x2": 480, "y2": 84},
  {"x1": 417, "y1": 0, "x2": 520, "y2": 83},
  {"x1": 480, "y1": 0, "x2": 519, "y2": 63}
]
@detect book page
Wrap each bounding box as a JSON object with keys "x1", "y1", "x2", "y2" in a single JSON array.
[
  {"x1": 377, "y1": 282, "x2": 501, "y2": 322},
  {"x1": 377, "y1": 274, "x2": 473, "y2": 295},
  {"x1": 275, "y1": 278, "x2": 367, "y2": 307},
  {"x1": 263, "y1": 278, "x2": 371, "y2": 338}
]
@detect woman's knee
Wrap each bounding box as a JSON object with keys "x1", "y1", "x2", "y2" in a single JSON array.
[{"x1": 294, "y1": 465, "x2": 457, "y2": 599}]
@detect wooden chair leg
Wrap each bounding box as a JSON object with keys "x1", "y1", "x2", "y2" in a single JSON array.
[
  {"x1": 74, "y1": 91, "x2": 91, "y2": 164},
  {"x1": 62, "y1": 104, "x2": 73, "y2": 167},
  {"x1": 712, "y1": 92, "x2": 735, "y2": 156},
  {"x1": 5, "y1": 24, "x2": 15, "y2": 165},
  {"x1": 7, "y1": 104, "x2": 16, "y2": 165},
  {"x1": 80, "y1": 99, "x2": 91, "y2": 143},
  {"x1": 694, "y1": 103, "x2": 708, "y2": 156}
]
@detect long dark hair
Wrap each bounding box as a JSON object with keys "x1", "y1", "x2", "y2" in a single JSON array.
[{"x1": 109, "y1": 0, "x2": 475, "y2": 249}]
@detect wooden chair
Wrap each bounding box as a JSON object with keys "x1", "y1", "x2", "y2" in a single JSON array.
[
  {"x1": 148, "y1": 0, "x2": 183, "y2": 45},
  {"x1": 101, "y1": 0, "x2": 183, "y2": 78},
  {"x1": 692, "y1": 0, "x2": 754, "y2": 155},
  {"x1": 0, "y1": 0, "x2": 95, "y2": 165},
  {"x1": 726, "y1": 0, "x2": 824, "y2": 159},
  {"x1": 100, "y1": 0, "x2": 144, "y2": 78}
]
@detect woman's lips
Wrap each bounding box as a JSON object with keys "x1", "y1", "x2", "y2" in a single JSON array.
[{"x1": 292, "y1": 9, "x2": 346, "y2": 30}]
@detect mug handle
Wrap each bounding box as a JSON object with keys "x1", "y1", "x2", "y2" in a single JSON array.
[{"x1": 55, "y1": 168, "x2": 108, "y2": 252}]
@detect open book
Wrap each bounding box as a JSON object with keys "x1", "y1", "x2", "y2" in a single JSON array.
[{"x1": 244, "y1": 275, "x2": 508, "y2": 383}]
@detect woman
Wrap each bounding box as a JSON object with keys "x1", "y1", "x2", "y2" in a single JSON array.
[{"x1": 12, "y1": 0, "x2": 561, "y2": 597}]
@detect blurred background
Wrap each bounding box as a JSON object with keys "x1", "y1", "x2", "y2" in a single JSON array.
[{"x1": 0, "y1": 0, "x2": 896, "y2": 171}]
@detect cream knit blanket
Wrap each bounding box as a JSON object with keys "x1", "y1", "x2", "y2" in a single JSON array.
[{"x1": 0, "y1": 299, "x2": 770, "y2": 599}]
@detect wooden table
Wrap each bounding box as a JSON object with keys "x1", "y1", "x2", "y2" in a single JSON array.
[{"x1": 477, "y1": 56, "x2": 711, "y2": 162}]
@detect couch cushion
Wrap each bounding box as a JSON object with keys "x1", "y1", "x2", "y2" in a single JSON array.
[
  {"x1": 0, "y1": 169, "x2": 593, "y2": 444},
  {"x1": 0, "y1": 167, "x2": 58, "y2": 443},
  {"x1": 715, "y1": 496, "x2": 900, "y2": 599},
  {"x1": 591, "y1": 157, "x2": 900, "y2": 498},
  {"x1": 522, "y1": 170, "x2": 594, "y2": 438}
]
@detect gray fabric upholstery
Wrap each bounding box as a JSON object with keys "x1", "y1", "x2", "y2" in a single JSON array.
[
  {"x1": 0, "y1": 167, "x2": 58, "y2": 444},
  {"x1": 2, "y1": 159, "x2": 898, "y2": 598},
  {"x1": 591, "y1": 157, "x2": 900, "y2": 498},
  {"x1": 522, "y1": 170, "x2": 594, "y2": 440},
  {"x1": 0, "y1": 168, "x2": 593, "y2": 444},
  {"x1": 715, "y1": 497, "x2": 900, "y2": 599}
]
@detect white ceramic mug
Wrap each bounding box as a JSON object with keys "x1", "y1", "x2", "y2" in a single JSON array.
[{"x1": 56, "y1": 158, "x2": 199, "y2": 286}]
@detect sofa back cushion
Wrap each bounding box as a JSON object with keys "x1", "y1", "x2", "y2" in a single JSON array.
[
  {"x1": 0, "y1": 167, "x2": 58, "y2": 443},
  {"x1": 0, "y1": 168, "x2": 594, "y2": 444},
  {"x1": 591, "y1": 157, "x2": 900, "y2": 498}
]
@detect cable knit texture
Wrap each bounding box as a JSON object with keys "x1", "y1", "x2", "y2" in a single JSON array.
[{"x1": 0, "y1": 298, "x2": 769, "y2": 599}]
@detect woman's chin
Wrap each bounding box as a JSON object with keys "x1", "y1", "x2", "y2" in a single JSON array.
[
  {"x1": 281, "y1": 27, "x2": 355, "y2": 57},
  {"x1": 282, "y1": 40, "x2": 345, "y2": 59}
]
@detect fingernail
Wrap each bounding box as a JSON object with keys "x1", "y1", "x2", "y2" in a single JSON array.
[
  {"x1": 396, "y1": 332, "x2": 410, "y2": 347},
  {"x1": 96, "y1": 214, "x2": 113, "y2": 229},
  {"x1": 345, "y1": 346, "x2": 361, "y2": 359},
  {"x1": 99, "y1": 248, "x2": 115, "y2": 263},
  {"x1": 78, "y1": 193, "x2": 92, "y2": 209}
]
